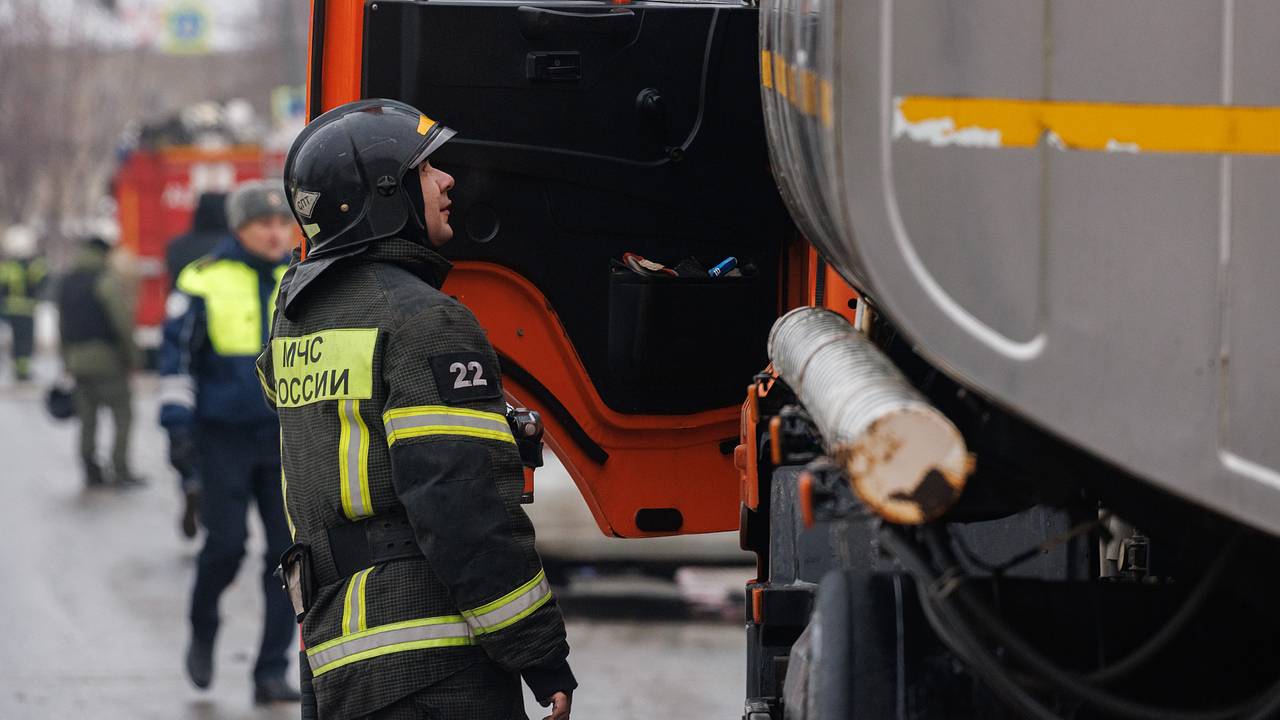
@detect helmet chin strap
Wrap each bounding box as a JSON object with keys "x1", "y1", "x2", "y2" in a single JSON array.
[{"x1": 400, "y1": 167, "x2": 433, "y2": 246}]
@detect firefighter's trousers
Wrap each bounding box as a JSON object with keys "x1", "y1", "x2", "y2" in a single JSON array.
[
  {"x1": 5, "y1": 313, "x2": 34, "y2": 378},
  {"x1": 189, "y1": 421, "x2": 295, "y2": 682}
]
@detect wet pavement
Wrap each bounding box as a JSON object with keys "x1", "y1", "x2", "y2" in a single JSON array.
[{"x1": 0, "y1": 372, "x2": 746, "y2": 720}]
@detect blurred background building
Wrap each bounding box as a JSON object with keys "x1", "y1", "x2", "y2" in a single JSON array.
[{"x1": 0, "y1": 0, "x2": 309, "y2": 262}]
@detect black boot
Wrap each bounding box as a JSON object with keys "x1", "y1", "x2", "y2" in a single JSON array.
[
  {"x1": 254, "y1": 675, "x2": 302, "y2": 704},
  {"x1": 186, "y1": 637, "x2": 214, "y2": 689},
  {"x1": 180, "y1": 483, "x2": 201, "y2": 539},
  {"x1": 84, "y1": 463, "x2": 106, "y2": 488},
  {"x1": 113, "y1": 473, "x2": 148, "y2": 489}
]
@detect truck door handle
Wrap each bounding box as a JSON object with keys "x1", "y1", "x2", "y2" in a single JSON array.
[{"x1": 527, "y1": 51, "x2": 582, "y2": 82}]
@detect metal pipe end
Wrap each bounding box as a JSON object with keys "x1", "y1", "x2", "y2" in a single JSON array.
[{"x1": 832, "y1": 405, "x2": 973, "y2": 525}]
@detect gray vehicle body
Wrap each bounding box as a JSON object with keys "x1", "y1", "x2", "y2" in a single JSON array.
[{"x1": 760, "y1": 0, "x2": 1280, "y2": 535}]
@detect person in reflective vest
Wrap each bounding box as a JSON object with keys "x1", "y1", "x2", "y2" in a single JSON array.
[
  {"x1": 257, "y1": 99, "x2": 575, "y2": 720},
  {"x1": 0, "y1": 224, "x2": 48, "y2": 382},
  {"x1": 158, "y1": 180, "x2": 300, "y2": 704}
]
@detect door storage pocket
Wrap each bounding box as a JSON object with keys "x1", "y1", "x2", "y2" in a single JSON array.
[{"x1": 607, "y1": 268, "x2": 768, "y2": 412}]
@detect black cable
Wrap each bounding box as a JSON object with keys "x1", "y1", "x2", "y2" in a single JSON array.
[
  {"x1": 879, "y1": 526, "x2": 1067, "y2": 720},
  {"x1": 1086, "y1": 533, "x2": 1241, "y2": 683},
  {"x1": 950, "y1": 513, "x2": 1110, "y2": 576},
  {"x1": 1241, "y1": 680, "x2": 1280, "y2": 720},
  {"x1": 882, "y1": 524, "x2": 1280, "y2": 720},
  {"x1": 952, "y1": 521, "x2": 1240, "y2": 684},
  {"x1": 916, "y1": 526, "x2": 1277, "y2": 720},
  {"x1": 676, "y1": 8, "x2": 719, "y2": 154}
]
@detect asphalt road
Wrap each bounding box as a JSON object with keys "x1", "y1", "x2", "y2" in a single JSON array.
[{"x1": 0, "y1": 373, "x2": 746, "y2": 720}]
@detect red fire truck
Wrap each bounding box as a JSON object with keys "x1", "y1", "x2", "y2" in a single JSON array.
[{"x1": 113, "y1": 144, "x2": 283, "y2": 349}]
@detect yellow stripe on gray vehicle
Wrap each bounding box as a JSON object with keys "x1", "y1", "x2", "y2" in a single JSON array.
[
  {"x1": 382, "y1": 406, "x2": 515, "y2": 446},
  {"x1": 339, "y1": 399, "x2": 372, "y2": 520},
  {"x1": 306, "y1": 616, "x2": 475, "y2": 676},
  {"x1": 341, "y1": 567, "x2": 373, "y2": 636},
  {"x1": 462, "y1": 569, "x2": 552, "y2": 635}
]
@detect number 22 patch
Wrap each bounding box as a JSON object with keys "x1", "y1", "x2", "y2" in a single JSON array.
[{"x1": 429, "y1": 352, "x2": 502, "y2": 403}]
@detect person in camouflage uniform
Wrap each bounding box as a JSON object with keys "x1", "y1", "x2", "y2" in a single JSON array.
[
  {"x1": 56, "y1": 235, "x2": 139, "y2": 486},
  {"x1": 257, "y1": 99, "x2": 575, "y2": 720}
]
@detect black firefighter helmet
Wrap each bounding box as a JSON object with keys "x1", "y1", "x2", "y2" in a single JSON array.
[{"x1": 280, "y1": 98, "x2": 456, "y2": 313}]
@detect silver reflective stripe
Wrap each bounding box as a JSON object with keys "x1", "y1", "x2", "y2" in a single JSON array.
[
  {"x1": 306, "y1": 618, "x2": 474, "y2": 675},
  {"x1": 345, "y1": 578, "x2": 361, "y2": 635},
  {"x1": 383, "y1": 412, "x2": 510, "y2": 437},
  {"x1": 343, "y1": 567, "x2": 372, "y2": 636},
  {"x1": 339, "y1": 399, "x2": 371, "y2": 519},
  {"x1": 465, "y1": 574, "x2": 552, "y2": 635},
  {"x1": 158, "y1": 375, "x2": 195, "y2": 408}
]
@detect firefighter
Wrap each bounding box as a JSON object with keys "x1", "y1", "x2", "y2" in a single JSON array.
[
  {"x1": 256, "y1": 99, "x2": 575, "y2": 720},
  {"x1": 56, "y1": 234, "x2": 140, "y2": 487},
  {"x1": 0, "y1": 224, "x2": 49, "y2": 382},
  {"x1": 159, "y1": 180, "x2": 299, "y2": 703}
]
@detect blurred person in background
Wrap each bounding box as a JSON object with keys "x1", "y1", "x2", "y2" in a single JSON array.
[
  {"x1": 163, "y1": 191, "x2": 233, "y2": 538},
  {"x1": 55, "y1": 234, "x2": 141, "y2": 488},
  {"x1": 166, "y1": 192, "x2": 231, "y2": 287},
  {"x1": 0, "y1": 224, "x2": 50, "y2": 382},
  {"x1": 158, "y1": 180, "x2": 299, "y2": 704}
]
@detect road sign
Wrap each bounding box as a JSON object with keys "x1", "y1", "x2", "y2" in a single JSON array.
[{"x1": 163, "y1": 1, "x2": 209, "y2": 55}]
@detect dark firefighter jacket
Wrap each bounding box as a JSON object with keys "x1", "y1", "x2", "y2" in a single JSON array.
[
  {"x1": 159, "y1": 237, "x2": 287, "y2": 432},
  {"x1": 256, "y1": 238, "x2": 574, "y2": 719}
]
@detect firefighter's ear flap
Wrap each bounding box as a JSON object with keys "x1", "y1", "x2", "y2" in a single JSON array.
[{"x1": 429, "y1": 352, "x2": 502, "y2": 403}]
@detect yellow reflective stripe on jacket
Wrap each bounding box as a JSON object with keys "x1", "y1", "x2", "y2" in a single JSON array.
[
  {"x1": 339, "y1": 399, "x2": 373, "y2": 520},
  {"x1": 280, "y1": 437, "x2": 295, "y2": 540},
  {"x1": 0, "y1": 261, "x2": 37, "y2": 313},
  {"x1": 305, "y1": 615, "x2": 475, "y2": 677},
  {"x1": 256, "y1": 364, "x2": 277, "y2": 405},
  {"x1": 176, "y1": 259, "x2": 286, "y2": 356},
  {"x1": 341, "y1": 567, "x2": 374, "y2": 636},
  {"x1": 382, "y1": 406, "x2": 514, "y2": 446},
  {"x1": 461, "y1": 570, "x2": 552, "y2": 636},
  {"x1": 281, "y1": 468, "x2": 295, "y2": 540}
]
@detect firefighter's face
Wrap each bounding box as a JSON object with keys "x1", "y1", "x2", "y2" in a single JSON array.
[
  {"x1": 238, "y1": 215, "x2": 295, "y2": 261},
  {"x1": 419, "y1": 161, "x2": 455, "y2": 247}
]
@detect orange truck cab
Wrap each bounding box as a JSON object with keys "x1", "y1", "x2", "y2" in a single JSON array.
[{"x1": 306, "y1": 0, "x2": 821, "y2": 539}]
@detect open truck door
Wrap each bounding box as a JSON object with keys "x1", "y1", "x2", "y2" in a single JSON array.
[{"x1": 308, "y1": 0, "x2": 793, "y2": 537}]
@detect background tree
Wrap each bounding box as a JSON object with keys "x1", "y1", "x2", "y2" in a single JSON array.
[{"x1": 0, "y1": 0, "x2": 308, "y2": 259}]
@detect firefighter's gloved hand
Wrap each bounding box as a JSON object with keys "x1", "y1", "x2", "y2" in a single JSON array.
[
  {"x1": 540, "y1": 691, "x2": 571, "y2": 720},
  {"x1": 168, "y1": 428, "x2": 198, "y2": 477}
]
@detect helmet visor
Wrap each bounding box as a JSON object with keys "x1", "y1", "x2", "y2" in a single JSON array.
[{"x1": 407, "y1": 123, "x2": 457, "y2": 171}]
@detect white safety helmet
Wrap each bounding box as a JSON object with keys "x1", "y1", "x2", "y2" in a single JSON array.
[
  {"x1": 3, "y1": 224, "x2": 38, "y2": 259},
  {"x1": 92, "y1": 216, "x2": 121, "y2": 246}
]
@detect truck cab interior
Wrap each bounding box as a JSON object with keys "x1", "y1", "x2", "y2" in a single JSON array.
[{"x1": 314, "y1": 0, "x2": 793, "y2": 536}]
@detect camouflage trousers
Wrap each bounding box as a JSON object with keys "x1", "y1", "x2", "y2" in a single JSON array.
[{"x1": 72, "y1": 375, "x2": 132, "y2": 481}]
